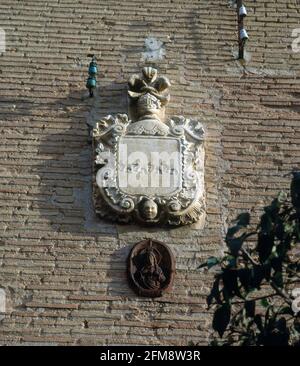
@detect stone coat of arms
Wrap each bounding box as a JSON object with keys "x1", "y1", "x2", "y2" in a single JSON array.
[{"x1": 92, "y1": 67, "x2": 205, "y2": 226}]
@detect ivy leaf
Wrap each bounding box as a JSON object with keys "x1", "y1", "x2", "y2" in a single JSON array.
[
  {"x1": 260, "y1": 213, "x2": 273, "y2": 235},
  {"x1": 236, "y1": 212, "x2": 250, "y2": 226},
  {"x1": 238, "y1": 268, "x2": 251, "y2": 292},
  {"x1": 245, "y1": 300, "x2": 256, "y2": 318},
  {"x1": 275, "y1": 220, "x2": 285, "y2": 241},
  {"x1": 260, "y1": 298, "x2": 269, "y2": 308},
  {"x1": 294, "y1": 317, "x2": 300, "y2": 333},
  {"x1": 266, "y1": 198, "x2": 281, "y2": 217},
  {"x1": 272, "y1": 271, "x2": 283, "y2": 288},
  {"x1": 287, "y1": 262, "x2": 300, "y2": 277},
  {"x1": 227, "y1": 225, "x2": 242, "y2": 238},
  {"x1": 222, "y1": 269, "x2": 239, "y2": 297},
  {"x1": 198, "y1": 256, "x2": 219, "y2": 269},
  {"x1": 223, "y1": 255, "x2": 237, "y2": 269},
  {"x1": 278, "y1": 306, "x2": 294, "y2": 316},
  {"x1": 207, "y1": 257, "x2": 220, "y2": 269},
  {"x1": 284, "y1": 222, "x2": 295, "y2": 235},
  {"x1": 277, "y1": 191, "x2": 287, "y2": 203},
  {"x1": 254, "y1": 314, "x2": 264, "y2": 330},
  {"x1": 277, "y1": 318, "x2": 288, "y2": 333},
  {"x1": 226, "y1": 237, "x2": 244, "y2": 256},
  {"x1": 270, "y1": 257, "x2": 282, "y2": 272},
  {"x1": 250, "y1": 265, "x2": 265, "y2": 289},
  {"x1": 263, "y1": 263, "x2": 271, "y2": 281},
  {"x1": 291, "y1": 171, "x2": 300, "y2": 210},
  {"x1": 212, "y1": 303, "x2": 231, "y2": 337},
  {"x1": 257, "y1": 233, "x2": 274, "y2": 263},
  {"x1": 207, "y1": 277, "x2": 222, "y2": 306},
  {"x1": 295, "y1": 224, "x2": 300, "y2": 241}
]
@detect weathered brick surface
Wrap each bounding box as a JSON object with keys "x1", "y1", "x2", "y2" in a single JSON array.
[{"x1": 0, "y1": 0, "x2": 299, "y2": 345}]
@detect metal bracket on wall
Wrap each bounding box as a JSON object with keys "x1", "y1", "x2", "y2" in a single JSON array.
[
  {"x1": 237, "y1": 0, "x2": 249, "y2": 60},
  {"x1": 86, "y1": 54, "x2": 98, "y2": 97}
]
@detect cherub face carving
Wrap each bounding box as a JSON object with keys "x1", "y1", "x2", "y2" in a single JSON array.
[{"x1": 140, "y1": 199, "x2": 158, "y2": 220}]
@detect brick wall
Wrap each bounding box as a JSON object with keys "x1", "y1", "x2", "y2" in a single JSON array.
[{"x1": 0, "y1": 0, "x2": 299, "y2": 345}]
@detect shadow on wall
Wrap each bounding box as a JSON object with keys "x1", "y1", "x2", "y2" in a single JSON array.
[
  {"x1": 1, "y1": 84, "x2": 148, "y2": 303},
  {"x1": 32, "y1": 84, "x2": 135, "y2": 297},
  {"x1": 2, "y1": 83, "x2": 131, "y2": 300},
  {"x1": 28, "y1": 84, "x2": 128, "y2": 238}
]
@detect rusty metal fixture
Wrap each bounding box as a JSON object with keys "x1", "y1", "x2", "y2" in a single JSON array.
[
  {"x1": 86, "y1": 55, "x2": 98, "y2": 97},
  {"x1": 127, "y1": 239, "x2": 175, "y2": 298}
]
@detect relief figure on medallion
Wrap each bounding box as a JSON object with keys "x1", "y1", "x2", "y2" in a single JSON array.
[
  {"x1": 134, "y1": 242, "x2": 166, "y2": 291},
  {"x1": 127, "y1": 239, "x2": 175, "y2": 298}
]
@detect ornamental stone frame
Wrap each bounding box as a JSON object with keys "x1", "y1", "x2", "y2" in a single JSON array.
[
  {"x1": 127, "y1": 239, "x2": 175, "y2": 298},
  {"x1": 92, "y1": 67, "x2": 206, "y2": 226}
]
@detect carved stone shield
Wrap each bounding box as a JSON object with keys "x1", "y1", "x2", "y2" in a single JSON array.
[{"x1": 92, "y1": 67, "x2": 205, "y2": 226}]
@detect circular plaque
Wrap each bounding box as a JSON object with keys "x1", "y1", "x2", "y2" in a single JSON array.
[{"x1": 127, "y1": 239, "x2": 175, "y2": 298}]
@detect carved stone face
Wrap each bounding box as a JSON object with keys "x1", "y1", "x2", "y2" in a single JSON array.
[
  {"x1": 141, "y1": 199, "x2": 158, "y2": 220},
  {"x1": 145, "y1": 250, "x2": 157, "y2": 267},
  {"x1": 137, "y1": 93, "x2": 161, "y2": 119}
]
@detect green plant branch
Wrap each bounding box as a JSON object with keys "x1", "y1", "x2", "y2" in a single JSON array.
[
  {"x1": 241, "y1": 247, "x2": 259, "y2": 265},
  {"x1": 203, "y1": 173, "x2": 300, "y2": 345},
  {"x1": 230, "y1": 292, "x2": 277, "y2": 305}
]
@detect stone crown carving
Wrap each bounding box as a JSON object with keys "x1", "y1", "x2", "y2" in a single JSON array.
[{"x1": 128, "y1": 66, "x2": 171, "y2": 123}]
